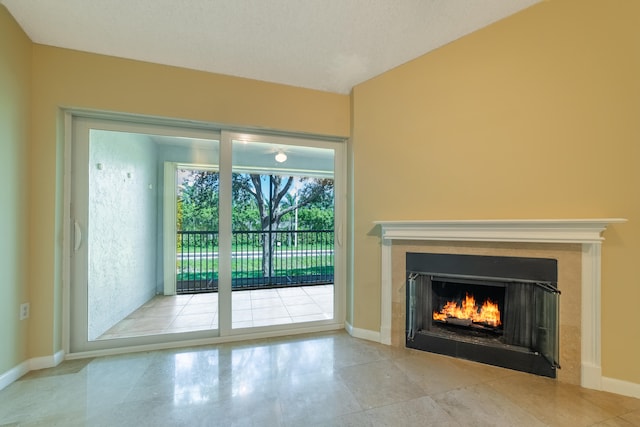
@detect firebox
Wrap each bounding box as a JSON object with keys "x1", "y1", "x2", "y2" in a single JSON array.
[{"x1": 406, "y1": 253, "x2": 560, "y2": 378}]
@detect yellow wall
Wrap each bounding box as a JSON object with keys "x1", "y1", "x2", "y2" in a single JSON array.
[
  {"x1": 27, "y1": 46, "x2": 349, "y2": 358},
  {"x1": 0, "y1": 6, "x2": 31, "y2": 375},
  {"x1": 4, "y1": 0, "x2": 639, "y2": 390},
  {"x1": 352, "y1": 0, "x2": 640, "y2": 384}
]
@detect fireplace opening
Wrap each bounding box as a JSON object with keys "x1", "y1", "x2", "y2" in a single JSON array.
[
  {"x1": 431, "y1": 278, "x2": 505, "y2": 336},
  {"x1": 406, "y1": 253, "x2": 560, "y2": 378}
]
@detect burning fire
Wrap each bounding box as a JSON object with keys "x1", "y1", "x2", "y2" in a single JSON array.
[{"x1": 433, "y1": 293, "x2": 501, "y2": 327}]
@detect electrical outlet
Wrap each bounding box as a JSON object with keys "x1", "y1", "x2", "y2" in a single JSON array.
[{"x1": 19, "y1": 303, "x2": 30, "y2": 320}]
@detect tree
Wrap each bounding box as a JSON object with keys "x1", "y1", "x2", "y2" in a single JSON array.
[
  {"x1": 234, "y1": 174, "x2": 333, "y2": 278},
  {"x1": 178, "y1": 169, "x2": 334, "y2": 280},
  {"x1": 178, "y1": 170, "x2": 219, "y2": 231}
]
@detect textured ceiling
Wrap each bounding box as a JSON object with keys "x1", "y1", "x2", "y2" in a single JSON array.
[{"x1": 2, "y1": 0, "x2": 540, "y2": 94}]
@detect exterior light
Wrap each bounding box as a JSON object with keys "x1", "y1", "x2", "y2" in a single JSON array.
[{"x1": 275, "y1": 151, "x2": 287, "y2": 163}]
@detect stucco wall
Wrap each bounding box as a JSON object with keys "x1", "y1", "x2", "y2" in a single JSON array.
[{"x1": 87, "y1": 130, "x2": 158, "y2": 340}]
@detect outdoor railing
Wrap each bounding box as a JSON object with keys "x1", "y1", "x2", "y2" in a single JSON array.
[{"x1": 176, "y1": 230, "x2": 334, "y2": 293}]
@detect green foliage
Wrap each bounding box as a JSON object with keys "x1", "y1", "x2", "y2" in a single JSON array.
[
  {"x1": 178, "y1": 170, "x2": 219, "y2": 231},
  {"x1": 178, "y1": 169, "x2": 334, "y2": 234},
  {"x1": 298, "y1": 206, "x2": 334, "y2": 230}
]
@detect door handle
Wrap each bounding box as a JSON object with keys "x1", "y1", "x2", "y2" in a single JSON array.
[
  {"x1": 337, "y1": 224, "x2": 343, "y2": 247},
  {"x1": 74, "y1": 221, "x2": 82, "y2": 251}
]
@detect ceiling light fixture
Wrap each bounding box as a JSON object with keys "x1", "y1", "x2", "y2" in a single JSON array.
[{"x1": 275, "y1": 151, "x2": 287, "y2": 163}]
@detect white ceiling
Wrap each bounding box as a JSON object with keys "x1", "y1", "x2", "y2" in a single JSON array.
[{"x1": 2, "y1": 0, "x2": 540, "y2": 94}]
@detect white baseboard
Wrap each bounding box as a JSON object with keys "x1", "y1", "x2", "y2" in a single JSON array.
[
  {"x1": 0, "y1": 351, "x2": 65, "y2": 391},
  {"x1": 345, "y1": 321, "x2": 381, "y2": 343},
  {"x1": 29, "y1": 350, "x2": 65, "y2": 371},
  {"x1": 581, "y1": 363, "x2": 603, "y2": 390},
  {"x1": 602, "y1": 376, "x2": 640, "y2": 399},
  {"x1": 0, "y1": 361, "x2": 29, "y2": 391}
]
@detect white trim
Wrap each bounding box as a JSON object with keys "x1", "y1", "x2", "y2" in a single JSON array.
[
  {"x1": 218, "y1": 132, "x2": 233, "y2": 336},
  {"x1": 345, "y1": 321, "x2": 381, "y2": 343},
  {"x1": 374, "y1": 219, "x2": 626, "y2": 244},
  {"x1": 0, "y1": 350, "x2": 66, "y2": 390},
  {"x1": 380, "y1": 238, "x2": 393, "y2": 345},
  {"x1": 163, "y1": 162, "x2": 178, "y2": 296},
  {"x1": 602, "y1": 376, "x2": 640, "y2": 399},
  {"x1": 28, "y1": 350, "x2": 65, "y2": 371},
  {"x1": 62, "y1": 112, "x2": 73, "y2": 356},
  {"x1": 375, "y1": 218, "x2": 626, "y2": 391},
  {"x1": 64, "y1": 323, "x2": 344, "y2": 360},
  {"x1": 333, "y1": 141, "x2": 348, "y2": 333},
  {"x1": 63, "y1": 111, "x2": 347, "y2": 354},
  {"x1": 0, "y1": 361, "x2": 29, "y2": 391},
  {"x1": 581, "y1": 243, "x2": 602, "y2": 390}
]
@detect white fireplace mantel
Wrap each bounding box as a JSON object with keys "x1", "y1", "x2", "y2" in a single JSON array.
[{"x1": 374, "y1": 218, "x2": 626, "y2": 390}]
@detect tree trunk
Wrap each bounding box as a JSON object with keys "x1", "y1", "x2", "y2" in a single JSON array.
[{"x1": 261, "y1": 229, "x2": 277, "y2": 280}]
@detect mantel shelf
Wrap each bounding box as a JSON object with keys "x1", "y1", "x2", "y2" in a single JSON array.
[{"x1": 374, "y1": 219, "x2": 627, "y2": 244}]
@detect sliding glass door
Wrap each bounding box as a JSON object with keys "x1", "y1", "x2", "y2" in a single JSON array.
[
  {"x1": 228, "y1": 134, "x2": 336, "y2": 330},
  {"x1": 69, "y1": 117, "x2": 344, "y2": 353},
  {"x1": 69, "y1": 117, "x2": 221, "y2": 352}
]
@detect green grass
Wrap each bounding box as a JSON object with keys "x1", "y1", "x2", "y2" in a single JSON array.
[
  {"x1": 176, "y1": 253, "x2": 334, "y2": 281},
  {"x1": 177, "y1": 266, "x2": 334, "y2": 282}
]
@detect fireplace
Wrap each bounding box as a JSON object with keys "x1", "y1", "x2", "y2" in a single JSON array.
[
  {"x1": 405, "y1": 252, "x2": 560, "y2": 377},
  {"x1": 374, "y1": 219, "x2": 625, "y2": 388}
]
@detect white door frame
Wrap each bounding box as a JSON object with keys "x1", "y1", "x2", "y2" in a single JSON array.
[
  {"x1": 63, "y1": 111, "x2": 347, "y2": 357},
  {"x1": 162, "y1": 162, "x2": 178, "y2": 296}
]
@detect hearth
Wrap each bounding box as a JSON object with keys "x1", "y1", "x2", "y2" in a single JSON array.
[{"x1": 406, "y1": 252, "x2": 560, "y2": 377}]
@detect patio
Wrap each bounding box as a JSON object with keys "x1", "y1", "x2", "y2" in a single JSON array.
[{"x1": 97, "y1": 284, "x2": 334, "y2": 340}]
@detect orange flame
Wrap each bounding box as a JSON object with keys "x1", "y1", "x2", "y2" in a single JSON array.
[{"x1": 433, "y1": 293, "x2": 501, "y2": 327}]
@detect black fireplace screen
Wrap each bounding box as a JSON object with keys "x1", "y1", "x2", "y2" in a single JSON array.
[{"x1": 406, "y1": 253, "x2": 560, "y2": 378}]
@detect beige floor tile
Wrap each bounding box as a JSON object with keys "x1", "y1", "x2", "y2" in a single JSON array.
[
  {"x1": 178, "y1": 302, "x2": 216, "y2": 315},
  {"x1": 487, "y1": 373, "x2": 618, "y2": 426},
  {"x1": 169, "y1": 313, "x2": 215, "y2": 329},
  {"x1": 251, "y1": 297, "x2": 285, "y2": 309},
  {"x1": 285, "y1": 303, "x2": 324, "y2": 316},
  {"x1": 339, "y1": 359, "x2": 425, "y2": 409},
  {"x1": 281, "y1": 294, "x2": 315, "y2": 305},
  {"x1": 433, "y1": 383, "x2": 547, "y2": 426},
  {"x1": 362, "y1": 395, "x2": 460, "y2": 426},
  {"x1": 2, "y1": 331, "x2": 640, "y2": 427},
  {"x1": 232, "y1": 308, "x2": 253, "y2": 322},
  {"x1": 277, "y1": 287, "x2": 308, "y2": 297},
  {"x1": 231, "y1": 291, "x2": 252, "y2": 302},
  {"x1": 252, "y1": 306, "x2": 290, "y2": 320},
  {"x1": 140, "y1": 304, "x2": 184, "y2": 317},
  {"x1": 231, "y1": 298, "x2": 252, "y2": 310},
  {"x1": 96, "y1": 285, "x2": 334, "y2": 340},
  {"x1": 250, "y1": 288, "x2": 280, "y2": 299},
  {"x1": 191, "y1": 292, "x2": 218, "y2": 303}
]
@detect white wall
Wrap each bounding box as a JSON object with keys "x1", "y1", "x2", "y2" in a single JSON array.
[{"x1": 88, "y1": 130, "x2": 158, "y2": 340}]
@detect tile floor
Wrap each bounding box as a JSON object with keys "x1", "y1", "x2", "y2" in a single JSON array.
[
  {"x1": 2, "y1": 331, "x2": 640, "y2": 426},
  {"x1": 98, "y1": 285, "x2": 334, "y2": 340}
]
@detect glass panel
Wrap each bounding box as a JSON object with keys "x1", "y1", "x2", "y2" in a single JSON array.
[
  {"x1": 231, "y1": 138, "x2": 335, "y2": 328},
  {"x1": 176, "y1": 168, "x2": 219, "y2": 294},
  {"x1": 536, "y1": 285, "x2": 560, "y2": 368},
  {"x1": 87, "y1": 130, "x2": 219, "y2": 341}
]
